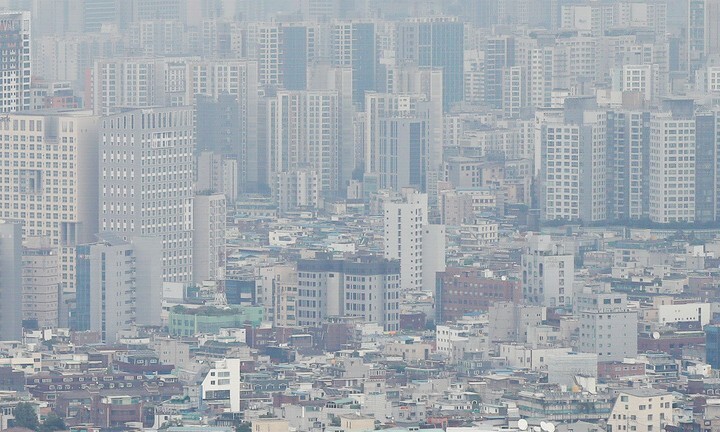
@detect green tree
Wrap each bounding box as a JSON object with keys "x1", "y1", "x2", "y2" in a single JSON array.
[
  {"x1": 12, "y1": 402, "x2": 39, "y2": 431},
  {"x1": 40, "y1": 413, "x2": 66, "y2": 432}
]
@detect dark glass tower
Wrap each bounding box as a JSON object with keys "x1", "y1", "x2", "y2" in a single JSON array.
[
  {"x1": 281, "y1": 25, "x2": 309, "y2": 90},
  {"x1": 398, "y1": 18, "x2": 464, "y2": 111}
]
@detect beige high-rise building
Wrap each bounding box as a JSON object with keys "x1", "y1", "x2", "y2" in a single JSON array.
[
  {"x1": 0, "y1": 111, "x2": 100, "y2": 302},
  {"x1": 22, "y1": 239, "x2": 60, "y2": 329}
]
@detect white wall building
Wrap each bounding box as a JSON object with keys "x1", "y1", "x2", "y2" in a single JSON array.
[
  {"x1": 0, "y1": 111, "x2": 100, "y2": 298},
  {"x1": 649, "y1": 114, "x2": 696, "y2": 223},
  {"x1": 607, "y1": 389, "x2": 673, "y2": 432},
  {"x1": 541, "y1": 111, "x2": 607, "y2": 222},
  {"x1": 576, "y1": 291, "x2": 638, "y2": 361},
  {"x1": 99, "y1": 106, "x2": 194, "y2": 284},
  {"x1": 201, "y1": 358, "x2": 242, "y2": 413},
  {"x1": 521, "y1": 234, "x2": 575, "y2": 308},
  {"x1": 269, "y1": 90, "x2": 343, "y2": 198},
  {"x1": 657, "y1": 303, "x2": 711, "y2": 326},
  {"x1": 383, "y1": 189, "x2": 432, "y2": 292},
  {"x1": 296, "y1": 257, "x2": 401, "y2": 331}
]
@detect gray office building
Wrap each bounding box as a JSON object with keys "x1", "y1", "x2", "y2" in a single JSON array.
[
  {"x1": 99, "y1": 106, "x2": 194, "y2": 284},
  {"x1": 0, "y1": 221, "x2": 22, "y2": 340},
  {"x1": 695, "y1": 111, "x2": 720, "y2": 223}
]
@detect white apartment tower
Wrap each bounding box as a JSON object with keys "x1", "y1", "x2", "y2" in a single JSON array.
[
  {"x1": 522, "y1": 234, "x2": 575, "y2": 308},
  {"x1": 541, "y1": 111, "x2": 607, "y2": 222},
  {"x1": 0, "y1": 12, "x2": 31, "y2": 113},
  {"x1": 99, "y1": 106, "x2": 194, "y2": 283},
  {"x1": 252, "y1": 23, "x2": 282, "y2": 86},
  {"x1": 649, "y1": 114, "x2": 696, "y2": 223},
  {"x1": 93, "y1": 59, "x2": 165, "y2": 116},
  {"x1": 502, "y1": 66, "x2": 528, "y2": 118},
  {"x1": 269, "y1": 90, "x2": 342, "y2": 198},
  {"x1": 382, "y1": 189, "x2": 445, "y2": 292}
]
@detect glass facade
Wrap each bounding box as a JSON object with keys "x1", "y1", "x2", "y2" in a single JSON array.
[{"x1": 706, "y1": 325, "x2": 720, "y2": 368}]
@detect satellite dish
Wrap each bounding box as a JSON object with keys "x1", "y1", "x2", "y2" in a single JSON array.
[
  {"x1": 547, "y1": 423, "x2": 556, "y2": 432},
  {"x1": 652, "y1": 331, "x2": 660, "y2": 340},
  {"x1": 541, "y1": 422, "x2": 548, "y2": 431},
  {"x1": 518, "y1": 419, "x2": 529, "y2": 431}
]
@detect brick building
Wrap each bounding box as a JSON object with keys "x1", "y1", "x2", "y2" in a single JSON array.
[{"x1": 436, "y1": 268, "x2": 520, "y2": 322}]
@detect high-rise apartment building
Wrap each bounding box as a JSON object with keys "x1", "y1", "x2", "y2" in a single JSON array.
[
  {"x1": 694, "y1": 110, "x2": 720, "y2": 223},
  {"x1": 0, "y1": 111, "x2": 100, "y2": 296},
  {"x1": 385, "y1": 66, "x2": 444, "y2": 184},
  {"x1": 256, "y1": 264, "x2": 297, "y2": 327},
  {"x1": 75, "y1": 234, "x2": 135, "y2": 344},
  {"x1": 606, "y1": 111, "x2": 651, "y2": 221},
  {"x1": 268, "y1": 90, "x2": 343, "y2": 198},
  {"x1": 377, "y1": 115, "x2": 430, "y2": 192},
  {"x1": 521, "y1": 234, "x2": 575, "y2": 308},
  {"x1": 277, "y1": 23, "x2": 321, "y2": 91},
  {"x1": 484, "y1": 36, "x2": 515, "y2": 110},
  {"x1": 251, "y1": 23, "x2": 282, "y2": 86},
  {"x1": 332, "y1": 21, "x2": 377, "y2": 108},
  {"x1": 383, "y1": 190, "x2": 427, "y2": 292},
  {"x1": 382, "y1": 189, "x2": 445, "y2": 293},
  {"x1": 0, "y1": 11, "x2": 31, "y2": 113},
  {"x1": 397, "y1": 17, "x2": 464, "y2": 110},
  {"x1": 22, "y1": 239, "x2": 60, "y2": 329},
  {"x1": 502, "y1": 66, "x2": 528, "y2": 118},
  {"x1": 99, "y1": 106, "x2": 194, "y2": 283},
  {"x1": 364, "y1": 93, "x2": 436, "y2": 193},
  {"x1": 540, "y1": 110, "x2": 607, "y2": 222},
  {"x1": 195, "y1": 151, "x2": 238, "y2": 203},
  {"x1": 190, "y1": 60, "x2": 259, "y2": 193},
  {"x1": 649, "y1": 113, "x2": 696, "y2": 223},
  {"x1": 689, "y1": 0, "x2": 720, "y2": 76},
  {"x1": 193, "y1": 193, "x2": 226, "y2": 284},
  {"x1": 92, "y1": 58, "x2": 167, "y2": 116},
  {"x1": 307, "y1": 65, "x2": 355, "y2": 197}
]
